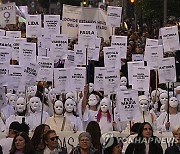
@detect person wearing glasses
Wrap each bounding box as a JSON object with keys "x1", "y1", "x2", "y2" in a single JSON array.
[
  {"x1": 70, "y1": 132, "x2": 100, "y2": 154},
  {"x1": 42, "y1": 130, "x2": 61, "y2": 154},
  {"x1": 125, "y1": 122, "x2": 163, "y2": 154},
  {"x1": 165, "y1": 125, "x2": 180, "y2": 154}
]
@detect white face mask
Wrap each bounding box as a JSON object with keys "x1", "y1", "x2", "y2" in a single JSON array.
[
  {"x1": 159, "y1": 93, "x2": 168, "y2": 105},
  {"x1": 17, "y1": 90, "x2": 25, "y2": 98},
  {"x1": 169, "y1": 97, "x2": 179, "y2": 108},
  {"x1": 151, "y1": 90, "x2": 159, "y2": 102},
  {"x1": 49, "y1": 90, "x2": 56, "y2": 102},
  {"x1": 160, "y1": 104, "x2": 166, "y2": 113},
  {"x1": 120, "y1": 77, "x2": 127, "y2": 86},
  {"x1": 139, "y1": 99, "x2": 149, "y2": 112},
  {"x1": 100, "y1": 102, "x2": 108, "y2": 113},
  {"x1": 65, "y1": 99, "x2": 75, "y2": 113},
  {"x1": 88, "y1": 94, "x2": 98, "y2": 106},
  {"x1": 89, "y1": 83, "x2": 94, "y2": 93},
  {"x1": 30, "y1": 97, "x2": 41, "y2": 112},
  {"x1": 54, "y1": 101, "x2": 63, "y2": 115},
  {"x1": 16, "y1": 98, "x2": 26, "y2": 113},
  {"x1": 30, "y1": 86, "x2": 37, "y2": 97},
  {"x1": 9, "y1": 95, "x2": 17, "y2": 107}
]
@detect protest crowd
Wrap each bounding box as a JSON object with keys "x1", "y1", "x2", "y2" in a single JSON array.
[{"x1": 0, "y1": 1, "x2": 180, "y2": 154}]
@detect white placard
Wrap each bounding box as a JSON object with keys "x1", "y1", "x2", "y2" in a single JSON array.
[
  {"x1": 94, "y1": 67, "x2": 106, "y2": 91},
  {"x1": 51, "y1": 34, "x2": 68, "y2": 61},
  {"x1": 12, "y1": 38, "x2": 26, "y2": 61},
  {"x1": 88, "y1": 47, "x2": 99, "y2": 61},
  {"x1": 145, "y1": 38, "x2": 158, "y2": 53},
  {"x1": 111, "y1": 35, "x2": 127, "y2": 58},
  {"x1": 37, "y1": 56, "x2": 53, "y2": 82},
  {"x1": 0, "y1": 3, "x2": 16, "y2": 25},
  {"x1": 6, "y1": 31, "x2": 21, "y2": 38},
  {"x1": 158, "y1": 57, "x2": 176, "y2": 83},
  {"x1": 0, "y1": 62, "x2": 8, "y2": 86},
  {"x1": 128, "y1": 61, "x2": 144, "y2": 85},
  {"x1": 116, "y1": 90, "x2": 140, "y2": 121},
  {"x1": 26, "y1": 15, "x2": 41, "y2": 38},
  {"x1": 0, "y1": 46, "x2": 12, "y2": 64},
  {"x1": 64, "y1": 50, "x2": 75, "y2": 68},
  {"x1": 0, "y1": 36, "x2": 14, "y2": 48},
  {"x1": 69, "y1": 67, "x2": 86, "y2": 92},
  {"x1": 78, "y1": 23, "x2": 96, "y2": 47},
  {"x1": 44, "y1": 15, "x2": 61, "y2": 37},
  {"x1": 19, "y1": 42, "x2": 36, "y2": 66},
  {"x1": 161, "y1": 26, "x2": 180, "y2": 52},
  {"x1": 20, "y1": 62, "x2": 39, "y2": 87},
  {"x1": 8, "y1": 65, "x2": 23, "y2": 89},
  {"x1": 0, "y1": 29, "x2": 5, "y2": 36},
  {"x1": 144, "y1": 45, "x2": 164, "y2": 69},
  {"x1": 104, "y1": 47, "x2": 121, "y2": 69},
  {"x1": 103, "y1": 68, "x2": 120, "y2": 95},
  {"x1": 54, "y1": 68, "x2": 70, "y2": 93},
  {"x1": 74, "y1": 44, "x2": 86, "y2": 66},
  {"x1": 107, "y1": 6, "x2": 122, "y2": 27},
  {"x1": 132, "y1": 66, "x2": 150, "y2": 91},
  {"x1": 132, "y1": 54, "x2": 144, "y2": 61}
]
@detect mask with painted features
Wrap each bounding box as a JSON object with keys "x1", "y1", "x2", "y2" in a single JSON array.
[
  {"x1": 65, "y1": 98, "x2": 75, "y2": 113},
  {"x1": 120, "y1": 76, "x2": 127, "y2": 86},
  {"x1": 30, "y1": 97, "x2": 41, "y2": 113},
  {"x1": 54, "y1": 100, "x2": 64, "y2": 115},
  {"x1": 15, "y1": 97, "x2": 26, "y2": 113},
  {"x1": 139, "y1": 95, "x2": 149, "y2": 112}
]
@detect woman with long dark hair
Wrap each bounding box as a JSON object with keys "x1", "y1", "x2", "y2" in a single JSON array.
[
  {"x1": 125, "y1": 122, "x2": 163, "y2": 154},
  {"x1": 9, "y1": 132, "x2": 34, "y2": 154}
]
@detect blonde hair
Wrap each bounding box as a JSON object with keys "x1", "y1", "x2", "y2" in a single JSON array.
[{"x1": 172, "y1": 125, "x2": 180, "y2": 134}]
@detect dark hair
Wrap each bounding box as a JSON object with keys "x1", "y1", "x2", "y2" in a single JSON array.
[
  {"x1": 9, "y1": 132, "x2": 34, "y2": 154},
  {"x1": 43, "y1": 130, "x2": 56, "y2": 143},
  {"x1": 31, "y1": 124, "x2": 50, "y2": 150},
  {"x1": 86, "y1": 121, "x2": 101, "y2": 151},
  {"x1": 104, "y1": 137, "x2": 123, "y2": 154},
  {"x1": 138, "y1": 122, "x2": 153, "y2": 137}
]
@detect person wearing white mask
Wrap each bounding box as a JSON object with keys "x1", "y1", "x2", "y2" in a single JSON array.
[
  {"x1": 16, "y1": 89, "x2": 25, "y2": 98},
  {"x1": 96, "y1": 97, "x2": 121, "y2": 132},
  {"x1": 89, "y1": 83, "x2": 94, "y2": 94},
  {"x1": 29, "y1": 97, "x2": 49, "y2": 130},
  {"x1": 159, "y1": 91, "x2": 168, "y2": 105},
  {"x1": 120, "y1": 76, "x2": 128, "y2": 90},
  {"x1": 45, "y1": 100, "x2": 73, "y2": 132},
  {"x1": 64, "y1": 98, "x2": 83, "y2": 131},
  {"x1": 136, "y1": 95, "x2": 156, "y2": 130},
  {"x1": 5, "y1": 97, "x2": 33, "y2": 131},
  {"x1": 157, "y1": 97, "x2": 180, "y2": 132}
]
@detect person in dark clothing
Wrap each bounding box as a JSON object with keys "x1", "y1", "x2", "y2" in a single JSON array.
[
  {"x1": 165, "y1": 125, "x2": 180, "y2": 154},
  {"x1": 125, "y1": 122, "x2": 163, "y2": 154}
]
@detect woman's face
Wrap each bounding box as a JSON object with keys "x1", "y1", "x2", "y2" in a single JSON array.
[
  {"x1": 112, "y1": 143, "x2": 123, "y2": 154},
  {"x1": 45, "y1": 132, "x2": 59, "y2": 150},
  {"x1": 173, "y1": 128, "x2": 180, "y2": 143},
  {"x1": 79, "y1": 136, "x2": 91, "y2": 150},
  {"x1": 15, "y1": 135, "x2": 26, "y2": 151},
  {"x1": 142, "y1": 124, "x2": 153, "y2": 138}
]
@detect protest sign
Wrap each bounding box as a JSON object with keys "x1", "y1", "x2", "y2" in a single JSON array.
[
  {"x1": 127, "y1": 61, "x2": 144, "y2": 85},
  {"x1": 51, "y1": 34, "x2": 68, "y2": 62},
  {"x1": 20, "y1": 62, "x2": 39, "y2": 88},
  {"x1": 111, "y1": 35, "x2": 127, "y2": 58},
  {"x1": 64, "y1": 50, "x2": 74, "y2": 68},
  {"x1": 26, "y1": 15, "x2": 41, "y2": 38},
  {"x1": 74, "y1": 44, "x2": 86, "y2": 66},
  {"x1": 62, "y1": 4, "x2": 111, "y2": 40},
  {"x1": 145, "y1": 38, "x2": 158, "y2": 53},
  {"x1": 0, "y1": 62, "x2": 8, "y2": 86},
  {"x1": 19, "y1": 42, "x2": 36, "y2": 66},
  {"x1": 103, "y1": 68, "x2": 120, "y2": 95},
  {"x1": 94, "y1": 67, "x2": 106, "y2": 91},
  {"x1": 158, "y1": 29, "x2": 163, "y2": 45},
  {"x1": 54, "y1": 68, "x2": 70, "y2": 93},
  {"x1": 144, "y1": 45, "x2": 164, "y2": 70},
  {"x1": 69, "y1": 67, "x2": 86, "y2": 92},
  {"x1": 161, "y1": 26, "x2": 180, "y2": 52},
  {"x1": 104, "y1": 47, "x2": 121, "y2": 69},
  {"x1": 0, "y1": 36, "x2": 14, "y2": 48},
  {"x1": 6, "y1": 31, "x2": 21, "y2": 38},
  {"x1": 132, "y1": 66, "x2": 150, "y2": 91},
  {"x1": 37, "y1": 56, "x2": 53, "y2": 82},
  {"x1": 12, "y1": 38, "x2": 26, "y2": 61},
  {"x1": 78, "y1": 23, "x2": 96, "y2": 47},
  {"x1": 0, "y1": 3, "x2": 16, "y2": 25},
  {"x1": 8, "y1": 65, "x2": 23, "y2": 89},
  {"x1": 88, "y1": 47, "x2": 99, "y2": 61},
  {"x1": 107, "y1": 6, "x2": 122, "y2": 27},
  {"x1": 0, "y1": 29, "x2": 5, "y2": 36},
  {"x1": 132, "y1": 54, "x2": 144, "y2": 61},
  {"x1": 0, "y1": 46, "x2": 12, "y2": 64},
  {"x1": 158, "y1": 57, "x2": 176, "y2": 83},
  {"x1": 116, "y1": 90, "x2": 140, "y2": 121},
  {"x1": 44, "y1": 15, "x2": 61, "y2": 37}
]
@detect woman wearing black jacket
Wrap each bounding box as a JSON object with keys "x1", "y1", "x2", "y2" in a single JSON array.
[{"x1": 125, "y1": 122, "x2": 163, "y2": 154}]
